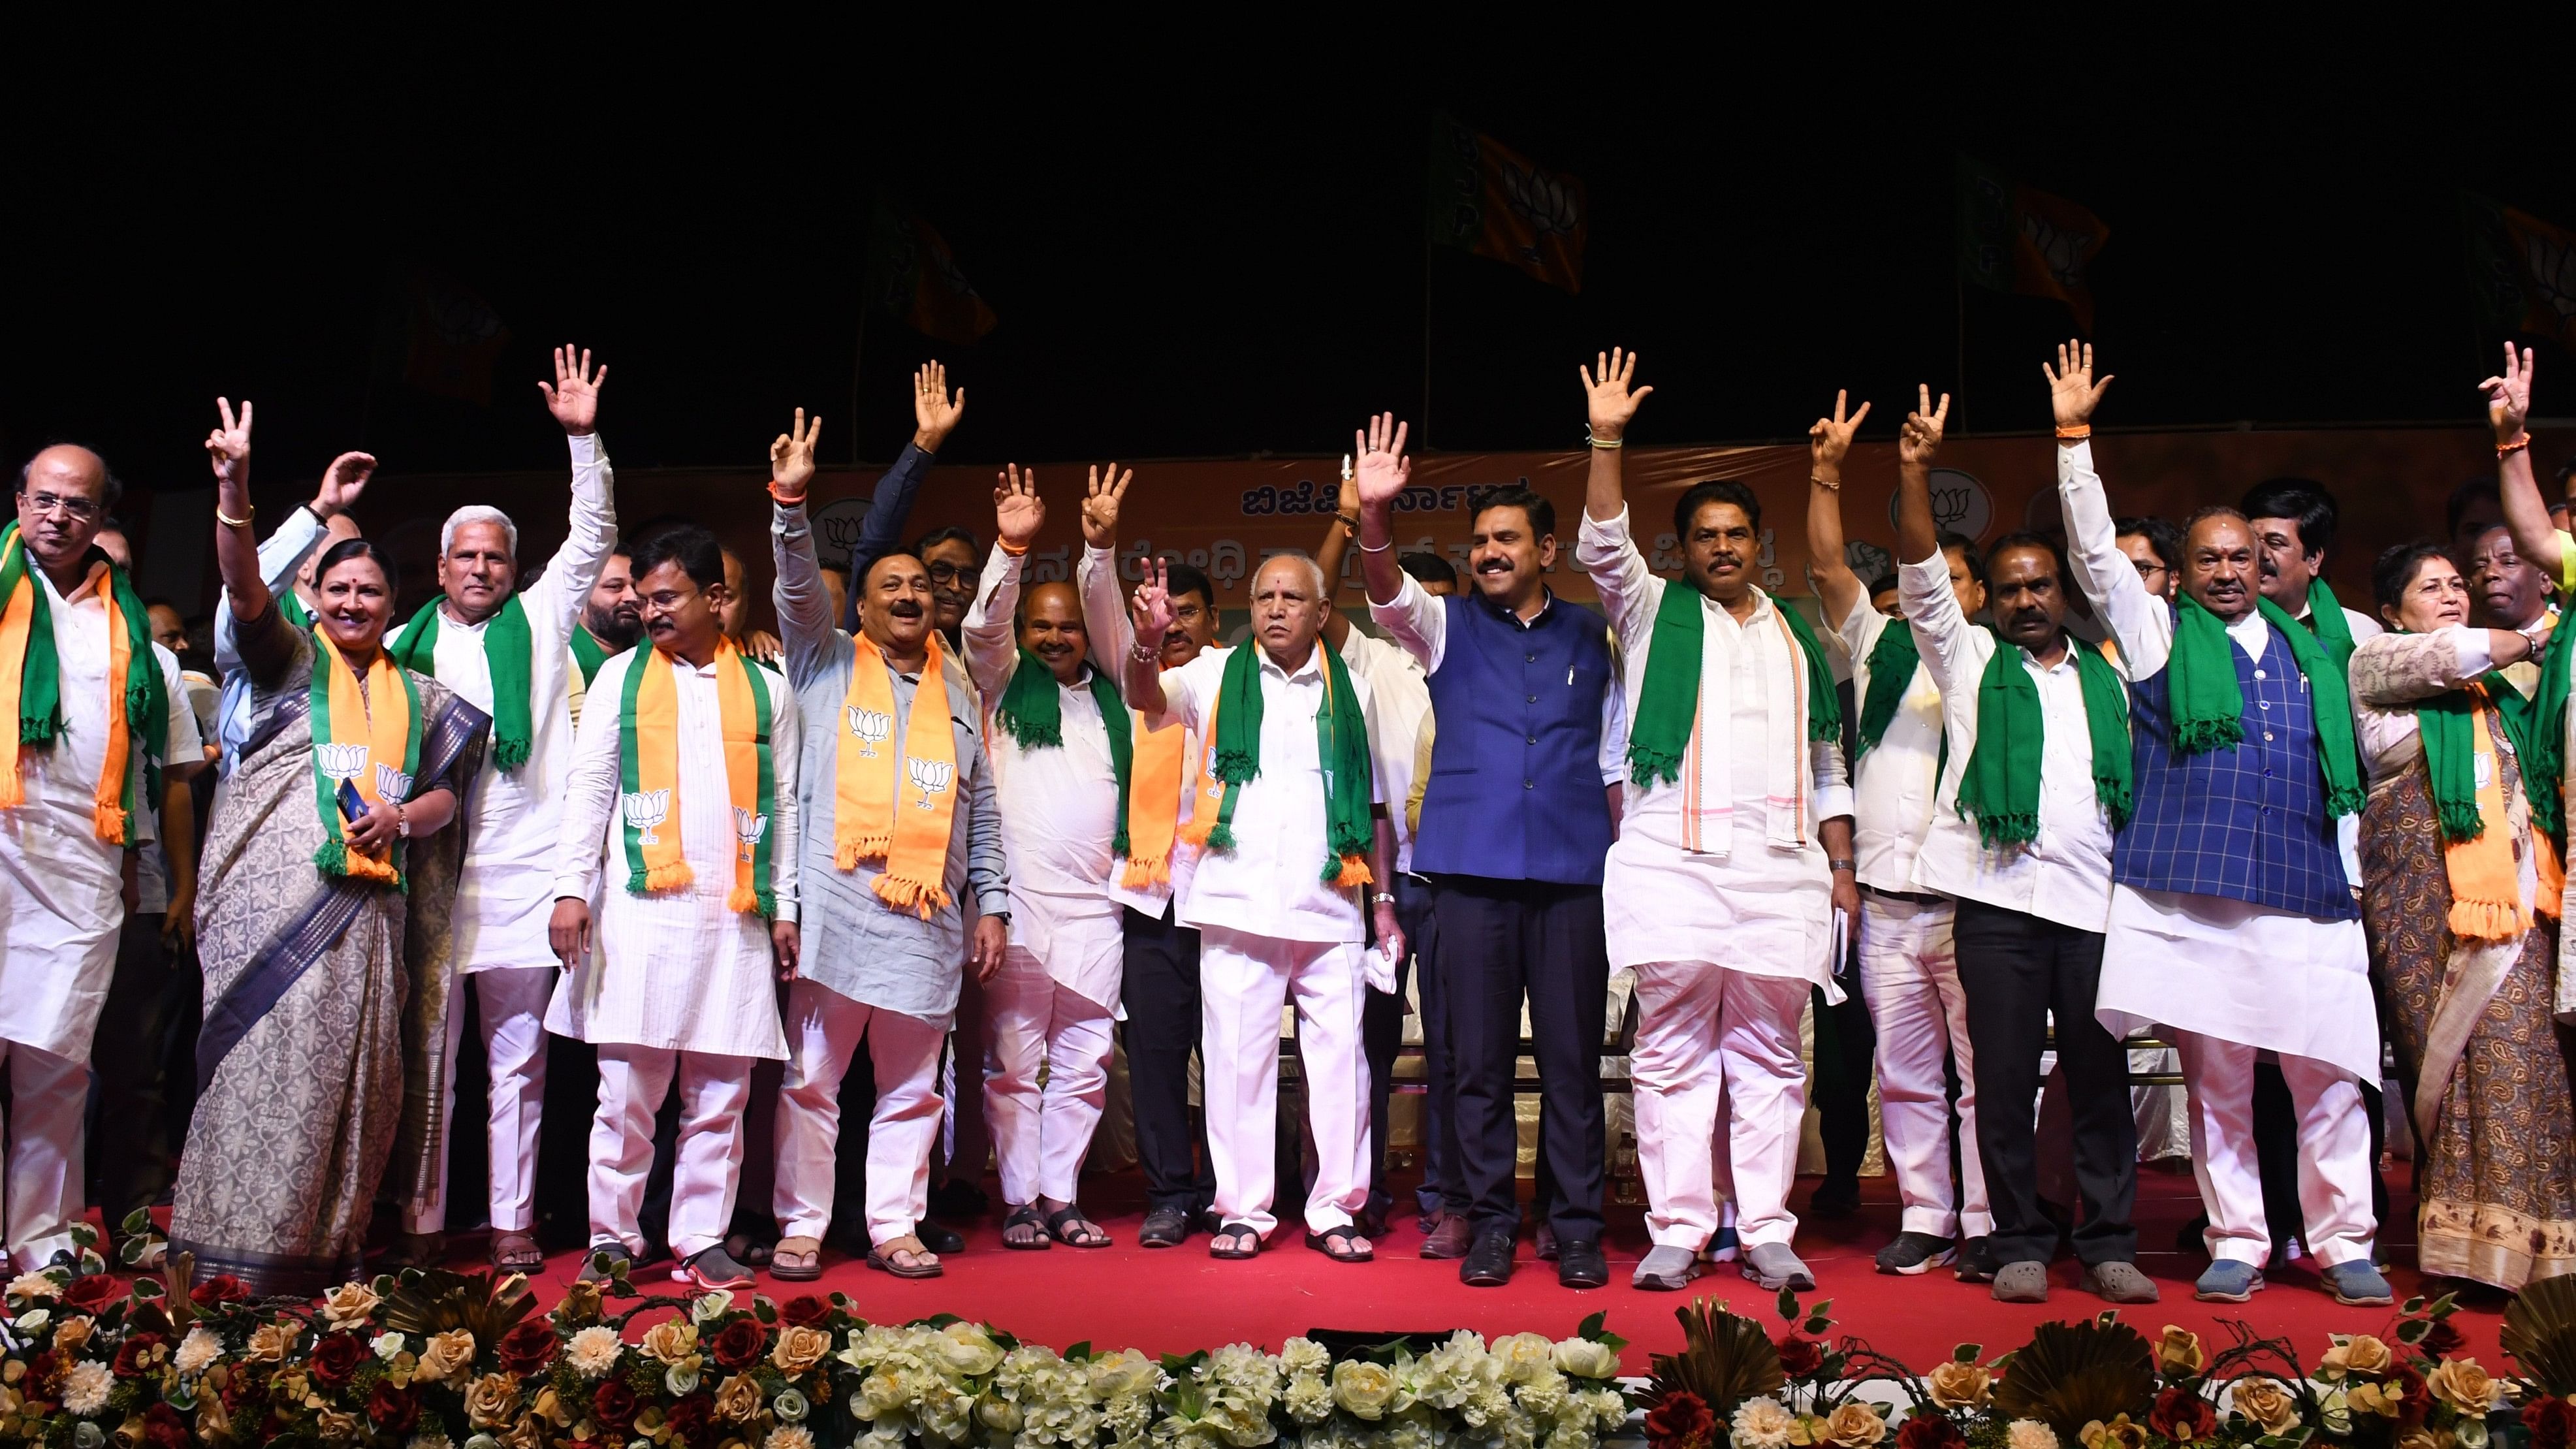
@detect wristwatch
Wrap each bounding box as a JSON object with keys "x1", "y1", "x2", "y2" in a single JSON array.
[
  {"x1": 394, "y1": 803, "x2": 411, "y2": 840},
  {"x1": 1828, "y1": 857, "x2": 1855, "y2": 873},
  {"x1": 1371, "y1": 892, "x2": 1396, "y2": 906}
]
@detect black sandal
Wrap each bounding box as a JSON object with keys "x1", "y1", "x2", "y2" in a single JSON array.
[
  {"x1": 1208, "y1": 1220, "x2": 1264, "y2": 1259},
  {"x1": 1043, "y1": 1204, "x2": 1111, "y2": 1248},
  {"x1": 1305, "y1": 1226, "x2": 1374, "y2": 1264},
  {"x1": 1002, "y1": 1203, "x2": 1052, "y2": 1250}
]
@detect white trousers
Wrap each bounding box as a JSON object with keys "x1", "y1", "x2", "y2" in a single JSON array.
[
  {"x1": 0, "y1": 1039, "x2": 85, "y2": 1269},
  {"x1": 407, "y1": 966, "x2": 558, "y2": 1235},
  {"x1": 1631, "y1": 963, "x2": 1809, "y2": 1251},
  {"x1": 983, "y1": 947, "x2": 1117, "y2": 1206},
  {"x1": 1200, "y1": 927, "x2": 1369, "y2": 1239},
  {"x1": 588, "y1": 1045, "x2": 752, "y2": 1261},
  {"x1": 772, "y1": 978, "x2": 947, "y2": 1245},
  {"x1": 1858, "y1": 895, "x2": 1991, "y2": 1239},
  {"x1": 2174, "y1": 1030, "x2": 2376, "y2": 1268}
]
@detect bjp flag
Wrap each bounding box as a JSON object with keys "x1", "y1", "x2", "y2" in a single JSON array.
[
  {"x1": 400, "y1": 274, "x2": 511, "y2": 406},
  {"x1": 1425, "y1": 114, "x2": 1587, "y2": 295},
  {"x1": 868, "y1": 198, "x2": 999, "y2": 345},
  {"x1": 2464, "y1": 193, "x2": 2576, "y2": 351},
  {"x1": 1957, "y1": 155, "x2": 2112, "y2": 333}
]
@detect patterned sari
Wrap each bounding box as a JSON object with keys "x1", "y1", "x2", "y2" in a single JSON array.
[{"x1": 169, "y1": 624, "x2": 485, "y2": 1297}]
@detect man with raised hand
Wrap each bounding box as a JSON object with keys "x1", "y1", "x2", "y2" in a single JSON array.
[
  {"x1": 2050, "y1": 341, "x2": 2391, "y2": 1307},
  {"x1": 1889, "y1": 385, "x2": 2153, "y2": 1305},
  {"x1": 1123, "y1": 550, "x2": 1401, "y2": 1265},
  {"x1": 1075, "y1": 473, "x2": 1228, "y2": 1249},
  {"x1": 1573, "y1": 349, "x2": 1858, "y2": 1294},
  {"x1": 1804, "y1": 387, "x2": 1994, "y2": 1280},
  {"x1": 0, "y1": 442, "x2": 191, "y2": 1270},
  {"x1": 762, "y1": 409, "x2": 1007, "y2": 1282},
  {"x1": 1351, "y1": 413, "x2": 1623, "y2": 1289},
  {"x1": 961, "y1": 464, "x2": 1128, "y2": 1251},
  {"x1": 387, "y1": 345, "x2": 620, "y2": 1273}
]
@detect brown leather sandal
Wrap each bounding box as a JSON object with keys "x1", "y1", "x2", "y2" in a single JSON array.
[
  {"x1": 866, "y1": 1234, "x2": 943, "y2": 1279},
  {"x1": 490, "y1": 1230, "x2": 544, "y2": 1273},
  {"x1": 772, "y1": 1235, "x2": 825, "y2": 1281}
]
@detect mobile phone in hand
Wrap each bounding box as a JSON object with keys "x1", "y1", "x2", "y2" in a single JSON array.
[{"x1": 337, "y1": 778, "x2": 368, "y2": 823}]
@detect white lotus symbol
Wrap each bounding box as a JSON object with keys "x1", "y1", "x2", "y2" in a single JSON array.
[
  {"x1": 622, "y1": 788, "x2": 671, "y2": 845},
  {"x1": 907, "y1": 757, "x2": 953, "y2": 808},
  {"x1": 848, "y1": 707, "x2": 892, "y2": 756},
  {"x1": 315, "y1": 742, "x2": 370, "y2": 781},
  {"x1": 375, "y1": 763, "x2": 414, "y2": 802},
  {"x1": 735, "y1": 806, "x2": 769, "y2": 846}
]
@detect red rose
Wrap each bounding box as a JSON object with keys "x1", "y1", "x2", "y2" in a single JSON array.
[
  {"x1": 1644, "y1": 1391, "x2": 1715, "y2": 1449},
  {"x1": 592, "y1": 1379, "x2": 639, "y2": 1435},
  {"x1": 779, "y1": 1294, "x2": 832, "y2": 1328},
  {"x1": 2526, "y1": 1396, "x2": 2576, "y2": 1449},
  {"x1": 61, "y1": 1275, "x2": 123, "y2": 1313},
  {"x1": 365, "y1": 1380, "x2": 419, "y2": 1433},
  {"x1": 2419, "y1": 1320, "x2": 2468, "y2": 1360},
  {"x1": 142, "y1": 1403, "x2": 189, "y2": 1449},
  {"x1": 190, "y1": 1275, "x2": 247, "y2": 1309},
  {"x1": 309, "y1": 1330, "x2": 368, "y2": 1386},
  {"x1": 1775, "y1": 1335, "x2": 1824, "y2": 1378},
  {"x1": 665, "y1": 1391, "x2": 714, "y2": 1444},
  {"x1": 2387, "y1": 1363, "x2": 2432, "y2": 1428},
  {"x1": 2148, "y1": 1386, "x2": 2217, "y2": 1444},
  {"x1": 1898, "y1": 1414, "x2": 1966, "y2": 1449},
  {"x1": 496, "y1": 1318, "x2": 560, "y2": 1376},
  {"x1": 709, "y1": 1317, "x2": 765, "y2": 1370},
  {"x1": 112, "y1": 1331, "x2": 166, "y2": 1378}
]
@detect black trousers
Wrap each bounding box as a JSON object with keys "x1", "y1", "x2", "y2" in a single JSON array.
[
  {"x1": 1811, "y1": 932, "x2": 1878, "y2": 1191},
  {"x1": 1121, "y1": 904, "x2": 1214, "y2": 1215},
  {"x1": 1363, "y1": 872, "x2": 1460, "y2": 1220},
  {"x1": 1433, "y1": 875, "x2": 1610, "y2": 1242},
  {"x1": 88, "y1": 911, "x2": 180, "y2": 1227},
  {"x1": 1953, "y1": 898, "x2": 2139, "y2": 1266}
]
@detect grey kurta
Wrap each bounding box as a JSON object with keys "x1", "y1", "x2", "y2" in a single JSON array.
[{"x1": 771, "y1": 500, "x2": 1007, "y2": 1027}]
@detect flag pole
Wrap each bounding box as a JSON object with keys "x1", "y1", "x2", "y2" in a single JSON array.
[
  {"x1": 848, "y1": 298, "x2": 870, "y2": 468},
  {"x1": 1954, "y1": 268, "x2": 1969, "y2": 436},
  {"x1": 1420, "y1": 235, "x2": 1435, "y2": 449}
]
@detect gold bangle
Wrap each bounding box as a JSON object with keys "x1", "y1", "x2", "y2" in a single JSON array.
[
  {"x1": 216, "y1": 505, "x2": 254, "y2": 528},
  {"x1": 1585, "y1": 428, "x2": 1624, "y2": 450}
]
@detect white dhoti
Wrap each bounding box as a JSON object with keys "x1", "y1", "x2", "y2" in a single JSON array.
[
  {"x1": 1858, "y1": 892, "x2": 1990, "y2": 1240},
  {"x1": 588, "y1": 1045, "x2": 753, "y2": 1262},
  {"x1": 772, "y1": 978, "x2": 949, "y2": 1245},
  {"x1": 1630, "y1": 961, "x2": 1811, "y2": 1250},
  {"x1": 408, "y1": 965, "x2": 559, "y2": 1235},
  {"x1": 1199, "y1": 926, "x2": 1369, "y2": 1239},
  {"x1": 983, "y1": 918, "x2": 1121, "y2": 1207}
]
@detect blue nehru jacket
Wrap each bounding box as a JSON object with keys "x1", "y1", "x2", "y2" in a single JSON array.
[
  {"x1": 1410, "y1": 592, "x2": 1615, "y2": 885},
  {"x1": 2113, "y1": 614, "x2": 2358, "y2": 921}
]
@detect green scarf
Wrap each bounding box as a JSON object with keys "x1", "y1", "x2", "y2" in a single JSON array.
[
  {"x1": 1853, "y1": 621, "x2": 1922, "y2": 762},
  {"x1": 1629, "y1": 583, "x2": 1841, "y2": 788},
  {"x1": 0, "y1": 523, "x2": 168, "y2": 836},
  {"x1": 2302, "y1": 577, "x2": 2357, "y2": 669},
  {"x1": 1201, "y1": 641, "x2": 1375, "y2": 882},
  {"x1": 2479, "y1": 616, "x2": 2575, "y2": 852},
  {"x1": 390, "y1": 594, "x2": 534, "y2": 770},
  {"x1": 569, "y1": 624, "x2": 616, "y2": 686},
  {"x1": 281, "y1": 591, "x2": 311, "y2": 631},
  {"x1": 994, "y1": 650, "x2": 1136, "y2": 855},
  {"x1": 2167, "y1": 592, "x2": 2365, "y2": 817},
  {"x1": 2415, "y1": 688, "x2": 2488, "y2": 843},
  {"x1": 1955, "y1": 630, "x2": 2133, "y2": 847}
]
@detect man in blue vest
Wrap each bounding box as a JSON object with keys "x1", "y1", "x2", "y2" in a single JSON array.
[
  {"x1": 1351, "y1": 413, "x2": 1625, "y2": 1290},
  {"x1": 2050, "y1": 342, "x2": 2393, "y2": 1308}
]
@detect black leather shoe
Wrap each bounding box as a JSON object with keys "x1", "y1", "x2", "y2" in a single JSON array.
[
  {"x1": 1556, "y1": 1237, "x2": 1609, "y2": 1290},
  {"x1": 1460, "y1": 1228, "x2": 1516, "y2": 1287},
  {"x1": 1139, "y1": 1206, "x2": 1194, "y2": 1249},
  {"x1": 918, "y1": 1221, "x2": 965, "y2": 1256}
]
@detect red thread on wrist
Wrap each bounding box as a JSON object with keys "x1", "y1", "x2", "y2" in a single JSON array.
[
  {"x1": 767, "y1": 483, "x2": 808, "y2": 506},
  {"x1": 998, "y1": 539, "x2": 1031, "y2": 557}
]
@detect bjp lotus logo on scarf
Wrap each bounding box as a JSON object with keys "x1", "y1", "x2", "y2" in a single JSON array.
[
  {"x1": 315, "y1": 742, "x2": 370, "y2": 781},
  {"x1": 622, "y1": 788, "x2": 671, "y2": 845},
  {"x1": 374, "y1": 763, "x2": 414, "y2": 803},
  {"x1": 848, "y1": 707, "x2": 893, "y2": 756},
  {"x1": 907, "y1": 757, "x2": 953, "y2": 810},
  {"x1": 734, "y1": 805, "x2": 769, "y2": 858}
]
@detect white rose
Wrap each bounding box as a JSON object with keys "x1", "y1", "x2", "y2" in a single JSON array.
[
  {"x1": 1332, "y1": 1361, "x2": 1401, "y2": 1420},
  {"x1": 1279, "y1": 1337, "x2": 1332, "y2": 1377},
  {"x1": 1551, "y1": 1339, "x2": 1620, "y2": 1380},
  {"x1": 933, "y1": 1322, "x2": 1004, "y2": 1378},
  {"x1": 692, "y1": 1290, "x2": 734, "y2": 1322},
  {"x1": 174, "y1": 1327, "x2": 222, "y2": 1376},
  {"x1": 2007, "y1": 1421, "x2": 2061, "y2": 1449},
  {"x1": 13, "y1": 1309, "x2": 48, "y2": 1334},
  {"x1": 61, "y1": 1359, "x2": 114, "y2": 1416},
  {"x1": 1495, "y1": 1333, "x2": 1557, "y2": 1385}
]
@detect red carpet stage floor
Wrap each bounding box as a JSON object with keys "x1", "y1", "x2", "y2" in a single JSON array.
[{"x1": 471, "y1": 1162, "x2": 2507, "y2": 1373}]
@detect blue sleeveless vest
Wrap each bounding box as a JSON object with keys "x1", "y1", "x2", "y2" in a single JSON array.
[{"x1": 1411, "y1": 593, "x2": 1615, "y2": 886}]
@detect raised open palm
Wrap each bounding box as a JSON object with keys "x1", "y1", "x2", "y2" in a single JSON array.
[
  {"x1": 914, "y1": 361, "x2": 966, "y2": 449},
  {"x1": 2043, "y1": 339, "x2": 2114, "y2": 428},
  {"x1": 539, "y1": 345, "x2": 607, "y2": 435},
  {"x1": 1353, "y1": 413, "x2": 1412, "y2": 508},
  {"x1": 1580, "y1": 347, "x2": 1653, "y2": 439},
  {"x1": 994, "y1": 464, "x2": 1045, "y2": 549}
]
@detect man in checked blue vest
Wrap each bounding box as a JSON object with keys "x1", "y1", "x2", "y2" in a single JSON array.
[{"x1": 2048, "y1": 341, "x2": 2393, "y2": 1309}]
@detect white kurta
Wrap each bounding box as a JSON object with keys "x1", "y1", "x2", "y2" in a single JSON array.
[
  {"x1": 547, "y1": 646, "x2": 799, "y2": 1060},
  {"x1": 400, "y1": 430, "x2": 618, "y2": 974},
  {"x1": 0, "y1": 570, "x2": 195, "y2": 1060},
  {"x1": 1575, "y1": 509, "x2": 1853, "y2": 988},
  {"x1": 1832, "y1": 605, "x2": 1944, "y2": 895}
]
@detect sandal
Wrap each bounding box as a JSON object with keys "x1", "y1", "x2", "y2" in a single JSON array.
[
  {"x1": 1208, "y1": 1220, "x2": 1264, "y2": 1260},
  {"x1": 865, "y1": 1234, "x2": 943, "y2": 1279},
  {"x1": 1043, "y1": 1203, "x2": 1111, "y2": 1249},
  {"x1": 1305, "y1": 1226, "x2": 1374, "y2": 1264},
  {"x1": 490, "y1": 1230, "x2": 544, "y2": 1273},
  {"x1": 771, "y1": 1235, "x2": 824, "y2": 1282},
  {"x1": 1002, "y1": 1203, "x2": 1053, "y2": 1250},
  {"x1": 383, "y1": 1230, "x2": 445, "y2": 1270}
]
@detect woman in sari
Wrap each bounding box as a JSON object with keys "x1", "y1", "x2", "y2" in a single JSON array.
[
  {"x1": 2353, "y1": 539, "x2": 2576, "y2": 1290},
  {"x1": 168, "y1": 400, "x2": 486, "y2": 1296}
]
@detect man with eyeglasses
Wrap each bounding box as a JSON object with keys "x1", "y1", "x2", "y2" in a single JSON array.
[
  {"x1": 0, "y1": 447, "x2": 196, "y2": 1270},
  {"x1": 2116, "y1": 518, "x2": 2182, "y2": 603}
]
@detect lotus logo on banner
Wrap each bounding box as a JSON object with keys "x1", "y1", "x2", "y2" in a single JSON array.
[
  {"x1": 375, "y1": 763, "x2": 415, "y2": 803},
  {"x1": 735, "y1": 806, "x2": 769, "y2": 861},
  {"x1": 906, "y1": 757, "x2": 953, "y2": 810},
  {"x1": 622, "y1": 788, "x2": 671, "y2": 846},
  {"x1": 848, "y1": 707, "x2": 893, "y2": 756},
  {"x1": 315, "y1": 742, "x2": 370, "y2": 781}
]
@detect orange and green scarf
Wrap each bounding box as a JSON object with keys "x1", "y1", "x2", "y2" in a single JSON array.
[
  {"x1": 834, "y1": 633, "x2": 961, "y2": 917},
  {"x1": 0, "y1": 522, "x2": 167, "y2": 842},
  {"x1": 309, "y1": 639, "x2": 422, "y2": 888},
  {"x1": 616, "y1": 640, "x2": 776, "y2": 916}
]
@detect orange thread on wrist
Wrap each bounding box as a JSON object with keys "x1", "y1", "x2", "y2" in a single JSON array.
[
  {"x1": 767, "y1": 483, "x2": 807, "y2": 505},
  {"x1": 998, "y1": 539, "x2": 1031, "y2": 557},
  {"x1": 2498, "y1": 434, "x2": 2532, "y2": 458},
  {"x1": 2055, "y1": 424, "x2": 2093, "y2": 440}
]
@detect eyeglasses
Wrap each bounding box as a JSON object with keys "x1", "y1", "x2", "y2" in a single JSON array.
[
  {"x1": 2131, "y1": 558, "x2": 2169, "y2": 581},
  {"x1": 1171, "y1": 603, "x2": 1209, "y2": 624},
  {"x1": 22, "y1": 491, "x2": 101, "y2": 522},
  {"x1": 925, "y1": 562, "x2": 974, "y2": 585}
]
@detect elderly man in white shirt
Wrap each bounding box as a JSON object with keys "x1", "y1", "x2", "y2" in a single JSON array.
[
  {"x1": 387, "y1": 347, "x2": 620, "y2": 1272},
  {"x1": 1574, "y1": 352, "x2": 1858, "y2": 1295},
  {"x1": 1121, "y1": 551, "x2": 1403, "y2": 1264}
]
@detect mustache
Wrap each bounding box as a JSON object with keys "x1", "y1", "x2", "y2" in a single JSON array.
[{"x1": 889, "y1": 601, "x2": 925, "y2": 618}]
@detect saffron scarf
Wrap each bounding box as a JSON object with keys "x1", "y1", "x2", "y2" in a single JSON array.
[
  {"x1": 308, "y1": 639, "x2": 422, "y2": 889},
  {"x1": 1954, "y1": 631, "x2": 2133, "y2": 848},
  {"x1": 390, "y1": 594, "x2": 535, "y2": 770},
  {"x1": 2165, "y1": 592, "x2": 2364, "y2": 817},
  {"x1": 2415, "y1": 684, "x2": 2536, "y2": 940},
  {"x1": 833, "y1": 632, "x2": 961, "y2": 917},
  {"x1": 994, "y1": 648, "x2": 1134, "y2": 851},
  {"x1": 1179, "y1": 641, "x2": 1376, "y2": 886},
  {"x1": 1852, "y1": 618, "x2": 1922, "y2": 763},
  {"x1": 0, "y1": 522, "x2": 167, "y2": 841},
  {"x1": 1119, "y1": 710, "x2": 1192, "y2": 887},
  {"x1": 616, "y1": 640, "x2": 776, "y2": 916},
  {"x1": 569, "y1": 624, "x2": 616, "y2": 687}
]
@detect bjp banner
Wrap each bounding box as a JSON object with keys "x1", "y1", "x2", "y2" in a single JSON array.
[
  {"x1": 1958, "y1": 156, "x2": 2112, "y2": 333},
  {"x1": 1427, "y1": 114, "x2": 1587, "y2": 295}
]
